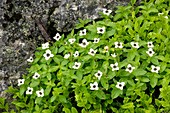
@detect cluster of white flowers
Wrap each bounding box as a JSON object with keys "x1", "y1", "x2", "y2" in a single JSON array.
[
  {"x1": 146, "y1": 41, "x2": 155, "y2": 57},
  {"x1": 18, "y1": 72, "x2": 44, "y2": 97}
]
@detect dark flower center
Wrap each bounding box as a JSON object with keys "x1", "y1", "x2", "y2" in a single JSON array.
[
  {"x1": 119, "y1": 84, "x2": 122, "y2": 87},
  {"x1": 75, "y1": 64, "x2": 78, "y2": 67},
  {"x1": 97, "y1": 73, "x2": 100, "y2": 76},
  {"x1": 93, "y1": 85, "x2": 96, "y2": 88},
  {"x1": 128, "y1": 67, "x2": 132, "y2": 70},
  {"x1": 82, "y1": 31, "x2": 85, "y2": 34},
  {"x1": 91, "y1": 51, "x2": 94, "y2": 54},
  {"x1": 134, "y1": 44, "x2": 137, "y2": 46},
  {"x1": 20, "y1": 81, "x2": 22, "y2": 83},
  {"x1": 154, "y1": 68, "x2": 157, "y2": 71},
  {"x1": 105, "y1": 10, "x2": 108, "y2": 13},
  {"x1": 82, "y1": 42, "x2": 86, "y2": 45},
  {"x1": 39, "y1": 92, "x2": 42, "y2": 95},
  {"x1": 149, "y1": 51, "x2": 152, "y2": 54},
  {"x1": 113, "y1": 65, "x2": 117, "y2": 68},
  {"x1": 46, "y1": 53, "x2": 50, "y2": 57},
  {"x1": 29, "y1": 90, "x2": 31, "y2": 92},
  {"x1": 118, "y1": 43, "x2": 120, "y2": 46},
  {"x1": 100, "y1": 29, "x2": 103, "y2": 32}
]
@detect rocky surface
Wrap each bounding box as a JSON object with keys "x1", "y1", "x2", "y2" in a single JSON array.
[{"x1": 0, "y1": 0, "x2": 131, "y2": 98}]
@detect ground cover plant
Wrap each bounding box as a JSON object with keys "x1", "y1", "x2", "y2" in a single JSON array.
[{"x1": 1, "y1": 0, "x2": 170, "y2": 112}]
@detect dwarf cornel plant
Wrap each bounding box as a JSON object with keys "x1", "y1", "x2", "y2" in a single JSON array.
[{"x1": 1, "y1": 0, "x2": 170, "y2": 113}]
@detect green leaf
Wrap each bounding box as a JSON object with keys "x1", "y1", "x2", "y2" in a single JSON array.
[
  {"x1": 50, "y1": 96, "x2": 57, "y2": 103},
  {"x1": 131, "y1": 0, "x2": 136, "y2": 5},
  {"x1": 140, "y1": 77, "x2": 150, "y2": 82},
  {"x1": 58, "y1": 95, "x2": 67, "y2": 103},
  {"x1": 42, "y1": 109, "x2": 51, "y2": 113},
  {"x1": 35, "y1": 97, "x2": 42, "y2": 104},
  {"x1": 95, "y1": 90, "x2": 106, "y2": 99},
  {"x1": 151, "y1": 57, "x2": 159, "y2": 65},
  {"x1": 101, "y1": 77, "x2": 109, "y2": 90},
  {"x1": 58, "y1": 46, "x2": 65, "y2": 53},
  {"x1": 71, "y1": 107, "x2": 78, "y2": 113},
  {"x1": 53, "y1": 56, "x2": 61, "y2": 64},
  {"x1": 0, "y1": 97, "x2": 5, "y2": 106},
  {"x1": 30, "y1": 80, "x2": 40, "y2": 87},
  {"x1": 12, "y1": 101, "x2": 26, "y2": 108},
  {"x1": 29, "y1": 64, "x2": 41, "y2": 73},
  {"x1": 76, "y1": 70, "x2": 83, "y2": 80},
  {"x1": 48, "y1": 66, "x2": 59, "y2": 72},
  {"x1": 133, "y1": 69, "x2": 147, "y2": 76},
  {"x1": 150, "y1": 76, "x2": 158, "y2": 88},
  {"x1": 20, "y1": 86, "x2": 26, "y2": 96},
  {"x1": 61, "y1": 60, "x2": 69, "y2": 66},
  {"x1": 121, "y1": 102, "x2": 134, "y2": 109},
  {"x1": 63, "y1": 107, "x2": 71, "y2": 113},
  {"x1": 111, "y1": 88, "x2": 123, "y2": 99},
  {"x1": 44, "y1": 86, "x2": 51, "y2": 96}
]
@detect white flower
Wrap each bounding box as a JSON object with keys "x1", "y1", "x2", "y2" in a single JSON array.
[
  {"x1": 110, "y1": 62, "x2": 119, "y2": 71},
  {"x1": 151, "y1": 65, "x2": 160, "y2": 73},
  {"x1": 94, "y1": 70, "x2": 103, "y2": 80},
  {"x1": 125, "y1": 64, "x2": 135, "y2": 73},
  {"x1": 97, "y1": 27, "x2": 105, "y2": 34},
  {"x1": 103, "y1": 8, "x2": 112, "y2": 16},
  {"x1": 18, "y1": 79, "x2": 25, "y2": 86},
  {"x1": 36, "y1": 89, "x2": 44, "y2": 97},
  {"x1": 27, "y1": 56, "x2": 33, "y2": 62},
  {"x1": 42, "y1": 42, "x2": 49, "y2": 49},
  {"x1": 73, "y1": 51, "x2": 79, "y2": 57},
  {"x1": 116, "y1": 82, "x2": 125, "y2": 90},
  {"x1": 104, "y1": 46, "x2": 109, "y2": 52},
  {"x1": 147, "y1": 42, "x2": 154, "y2": 48},
  {"x1": 26, "y1": 87, "x2": 33, "y2": 95},
  {"x1": 53, "y1": 33, "x2": 61, "y2": 41},
  {"x1": 79, "y1": 29, "x2": 86, "y2": 36},
  {"x1": 72, "y1": 62, "x2": 81, "y2": 69},
  {"x1": 68, "y1": 38, "x2": 76, "y2": 44},
  {"x1": 43, "y1": 49, "x2": 54, "y2": 60},
  {"x1": 130, "y1": 42, "x2": 139, "y2": 48},
  {"x1": 93, "y1": 38, "x2": 100, "y2": 43},
  {"x1": 111, "y1": 53, "x2": 116, "y2": 58},
  {"x1": 88, "y1": 48, "x2": 97, "y2": 56},
  {"x1": 33, "y1": 72, "x2": 40, "y2": 79},
  {"x1": 114, "y1": 42, "x2": 123, "y2": 48},
  {"x1": 64, "y1": 53, "x2": 70, "y2": 59},
  {"x1": 90, "y1": 82, "x2": 99, "y2": 90},
  {"x1": 79, "y1": 39, "x2": 89, "y2": 48},
  {"x1": 164, "y1": 16, "x2": 168, "y2": 19},
  {"x1": 146, "y1": 48, "x2": 155, "y2": 57}
]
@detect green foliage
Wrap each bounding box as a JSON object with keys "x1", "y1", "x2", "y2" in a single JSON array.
[{"x1": 2, "y1": 0, "x2": 170, "y2": 112}]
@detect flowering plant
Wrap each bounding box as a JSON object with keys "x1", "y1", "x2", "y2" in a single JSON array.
[{"x1": 2, "y1": 0, "x2": 170, "y2": 113}]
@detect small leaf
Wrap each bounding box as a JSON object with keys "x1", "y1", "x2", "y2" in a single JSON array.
[
  {"x1": 95, "y1": 90, "x2": 106, "y2": 99},
  {"x1": 150, "y1": 76, "x2": 158, "y2": 88},
  {"x1": 101, "y1": 77, "x2": 109, "y2": 90},
  {"x1": 140, "y1": 77, "x2": 150, "y2": 82},
  {"x1": 48, "y1": 66, "x2": 59, "y2": 72},
  {"x1": 58, "y1": 46, "x2": 65, "y2": 53},
  {"x1": 71, "y1": 107, "x2": 78, "y2": 113},
  {"x1": 151, "y1": 57, "x2": 159, "y2": 65},
  {"x1": 30, "y1": 80, "x2": 40, "y2": 87},
  {"x1": 111, "y1": 88, "x2": 123, "y2": 99},
  {"x1": 61, "y1": 60, "x2": 69, "y2": 66},
  {"x1": 59, "y1": 95, "x2": 67, "y2": 103},
  {"x1": 133, "y1": 69, "x2": 147, "y2": 76},
  {"x1": 121, "y1": 102, "x2": 134, "y2": 109},
  {"x1": 63, "y1": 108, "x2": 71, "y2": 113},
  {"x1": 12, "y1": 101, "x2": 26, "y2": 108}
]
